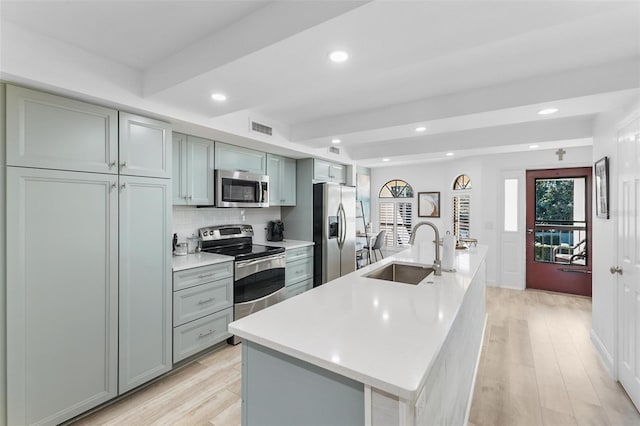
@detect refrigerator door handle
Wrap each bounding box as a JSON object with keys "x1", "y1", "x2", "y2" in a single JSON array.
[
  {"x1": 337, "y1": 203, "x2": 344, "y2": 249},
  {"x1": 339, "y1": 203, "x2": 347, "y2": 248}
]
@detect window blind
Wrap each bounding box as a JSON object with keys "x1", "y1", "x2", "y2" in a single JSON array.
[
  {"x1": 453, "y1": 195, "x2": 471, "y2": 238},
  {"x1": 379, "y1": 202, "x2": 413, "y2": 247}
]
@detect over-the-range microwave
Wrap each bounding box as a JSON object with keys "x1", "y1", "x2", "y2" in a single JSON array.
[{"x1": 215, "y1": 169, "x2": 269, "y2": 208}]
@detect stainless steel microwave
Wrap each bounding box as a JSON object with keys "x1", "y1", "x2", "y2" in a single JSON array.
[{"x1": 215, "y1": 170, "x2": 269, "y2": 208}]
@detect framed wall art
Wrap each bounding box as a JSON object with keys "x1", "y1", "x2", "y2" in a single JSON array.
[
  {"x1": 418, "y1": 192, "x2": 440, "y2": 217},
  {"x1": 595, "y1": 156, "x2": 609, "y2": 219}
]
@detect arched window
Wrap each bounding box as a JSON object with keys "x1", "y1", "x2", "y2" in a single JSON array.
[
  {"x1": 379, "y1": 179, "x2": 413, "y2": 198},
  {"x1": 379, "y1": 180, "x2": 414, "y2": 247},
  {"x1": 452, "y1": 175, "x2": 472, "y2": 238}
]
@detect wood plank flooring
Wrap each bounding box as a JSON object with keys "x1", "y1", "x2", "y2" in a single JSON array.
[
  {"x1": 74, "y1": 287, "x2": 639, "y2": 425},
  {"x1": 469, "y1": 287, "x2": 640, "y2": 426}
]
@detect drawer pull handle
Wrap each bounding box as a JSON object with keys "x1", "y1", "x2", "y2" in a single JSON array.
[
  {"x1": 198, "y1": 329, "x2": 216, "y2": 338},
  {"x1": 197, "y1": 297, "x2": 215, "y2": 305},
  {"x1": 197, "y1": 273, "x2": 215, "y2": 279}
]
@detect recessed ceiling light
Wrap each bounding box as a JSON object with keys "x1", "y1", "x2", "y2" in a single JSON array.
[
  {"x1": 329, "y1": 50, "x2": 349, "y2": 63},
  {"x1": 529, "y1": 144, "x2": 540, "y2": 149},
  {"x1": 210, "y1": 93, "x2": 227, "y2": 101},
  {"x1": 415, "y1": 126, "x2": 427, "y2": 132},
  {"x1": 331, "y1": 139, "x2": 341, "y2": 144},
  {"x1": 538, "y1": 108, "x2": 558, "y2": 115},
  {"x1": 382, "y1": 158, "x2": 390, "y2": 162},
  {"x1": 446, "y1": 152, "x2": 454, "y2": 157}
]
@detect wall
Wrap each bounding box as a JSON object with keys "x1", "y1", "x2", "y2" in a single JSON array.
[
  {"x1": 370, "y1": 146, "x2": 592, "y2": 286},
  {"x1": 172, "y1": 206, "x2": 281, "y2": 244},
  {"x1": 1, "y1": 83, "x2": 7, "y2": 426},
  {"x1": 590, "y1": 101, "x2": 640, "y2": 375}
]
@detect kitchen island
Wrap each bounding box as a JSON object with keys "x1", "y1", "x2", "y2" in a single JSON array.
[{"x1": 229, "y1": 243, "x2": 488, "y2": 426}]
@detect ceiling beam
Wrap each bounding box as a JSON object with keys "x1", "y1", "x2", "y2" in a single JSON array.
[
  {"x1": 142, "y1": 1, "x2": 369, "y2": 97},
  {"x1": 349, "y1": 115, "x2": 594, "y2": 160},
  {"x1": 291, "y1": 58, "x2": 640, "y2": 142}
]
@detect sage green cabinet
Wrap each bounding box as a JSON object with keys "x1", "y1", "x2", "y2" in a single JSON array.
[
  {"x1": 284, "y1": 246, "x2": 314, "y2": 299},
  {"x1": 6, "y1": 167, "x2": 119, "y2": 425},
  {"x1": 313, "y1": 159, "x2": 346, "y2": 184},
  {"x1": 119, "y1": 112, "x2": 172, "y2": 179},
  {"x1": 118, "y1": 176, "x2": 172, "y2": 394},
  {"x1": 6, "y1": 84, "x2": 119, "y2": 174},
  {"x1": 173, "y1": 133, "x2": 215, "y2": 205},
  {"x1": 215, "y1": 141, "x2": 266, "y2": 175},
  {"x1": 267, "y1": 153, "x2": 296, "y2": 206}
]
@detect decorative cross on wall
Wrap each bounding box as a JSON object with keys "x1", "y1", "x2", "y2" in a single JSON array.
[{"x1": 556, "y1": 148, "x2": 566, "y2": 161}]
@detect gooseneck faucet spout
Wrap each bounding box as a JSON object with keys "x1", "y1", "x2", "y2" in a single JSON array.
[{"x1": 408, "y1": 221, "x2": 442, "y2": 276}]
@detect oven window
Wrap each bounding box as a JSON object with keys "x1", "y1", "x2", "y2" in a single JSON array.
[
  {"x1": 235, "y1": 266, "x2": 285, "y2": 303},
  {"x1": 222, "y1": 178, "x2": 258, "y2": 202}
]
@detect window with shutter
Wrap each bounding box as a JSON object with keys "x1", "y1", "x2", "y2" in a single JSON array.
[
  {"x1": 378, "y1": 180, "x2": 414, "y2": 247},
  {"x1": 452, "y1": 174, "x2": 472, "y2": 238}
]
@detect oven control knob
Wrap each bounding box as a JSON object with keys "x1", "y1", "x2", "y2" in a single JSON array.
[{"x1": 202, "y1": 231, "x2": 208, "y2": 236}]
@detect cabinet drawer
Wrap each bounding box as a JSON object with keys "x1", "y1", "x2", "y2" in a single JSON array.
[
  {"x1": 173, "y1": 278, "x2": 233, "y2": 326},
  {"x1": 286, "y1": 246, "x2": 313, "y2": 263},
  {"x1": 285, "y1": 258, "x2": 313, "y2": 286},
  {"x1": 173, "y1": 262, "x2": 233, "y2": 291},
  {"x1": 285, "y1": 279, "x2": 313, "y2": 299},
  {"x1": 173, "y1": 308, "x2": 233, "y2": 363}
]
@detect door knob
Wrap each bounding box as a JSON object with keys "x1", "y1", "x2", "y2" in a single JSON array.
[
  {"x1": 527, "y1": 229, "x2": 534, "y2": 235},
  {"x1": 610, "y1": 266, "x2": 623, "y2": 275}
]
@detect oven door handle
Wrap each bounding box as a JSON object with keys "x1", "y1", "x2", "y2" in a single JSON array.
[{"x1": 235, "y1": 253, "x2": 285, "y2": 268}]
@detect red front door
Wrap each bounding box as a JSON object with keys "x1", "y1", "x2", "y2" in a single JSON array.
[{"x1": 526, "y1": 167, "x2": 592, "y2": 296}]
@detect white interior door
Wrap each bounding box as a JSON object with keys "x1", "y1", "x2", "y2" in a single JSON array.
[
  {"x1": 500, "y1": 170, "x2": 525, "y2": 289},
  {"x1": 617, "y1": 117, "x2": 640, "y2": 411}
]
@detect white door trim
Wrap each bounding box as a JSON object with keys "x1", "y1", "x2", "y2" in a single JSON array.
[{"x1": 499, "y1": 169, "x2": 526, "y2": 290}]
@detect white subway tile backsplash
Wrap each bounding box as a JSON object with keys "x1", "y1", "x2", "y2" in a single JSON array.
[{"x1": 172, "y1": 206, "x2": 281, "y2": 242}]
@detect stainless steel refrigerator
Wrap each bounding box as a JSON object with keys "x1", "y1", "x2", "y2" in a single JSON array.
[{"x1": 313, "y1": 183, "x2": 356, "y2": 286}]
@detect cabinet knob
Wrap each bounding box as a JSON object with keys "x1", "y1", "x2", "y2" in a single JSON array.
[
  {"x1": 119, "y1": 183, "x2": 127, "y2": 191},
  {"x1": 109, "y1": 161, "x2": 116, "y2": 169},
  {"x1": 120, "y1": 161, "x2": 127, "y2": 169}
]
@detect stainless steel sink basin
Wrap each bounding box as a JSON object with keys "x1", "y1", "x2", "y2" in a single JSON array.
[{"x1": 364, "y1": 262, "x2": 434, "y2": 285}]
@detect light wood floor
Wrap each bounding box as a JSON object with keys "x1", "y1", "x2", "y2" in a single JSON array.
[
  {"x1": 75, "y1": 287, "x2": 639, "y2": 426},
  {"x1": 469, "y1": 287, "x2": 640, "y2": 426}
]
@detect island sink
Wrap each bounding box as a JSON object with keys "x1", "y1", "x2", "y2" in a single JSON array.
[{"x1": 364, "y1": 262, "x2": 434, "y2": 285}]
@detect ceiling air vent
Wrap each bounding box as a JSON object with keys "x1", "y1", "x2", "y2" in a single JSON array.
[
  {"x1": 328, "y1": 146, "x2": 340, "y2": 155},
  {"x1": 250, "y1": 120, "x2": 273, "y2": 136}
]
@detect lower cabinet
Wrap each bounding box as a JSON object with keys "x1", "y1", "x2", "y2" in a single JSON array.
[
  {"x1": 118, "y1": 176, "x2": 173, "y2": 394},
  {"x1": 6, "y1": 167, "x2": 119, "y2": 425},
  {"x1": 285, "y1": 246, "x2": 314, "y2": 299},
  {"x1": 172, "y1": 261, "x2": 234, "y2": 363}
]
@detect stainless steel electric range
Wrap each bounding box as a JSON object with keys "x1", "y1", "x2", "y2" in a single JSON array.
[{"x1": 198, "y1": 224, "x2": 285, "y2": 344}]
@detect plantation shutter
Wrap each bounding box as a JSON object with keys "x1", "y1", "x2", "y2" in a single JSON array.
[
  {"x1": 396, "y1": 202, "x2": 413, "y2": 246},
  {"x1": 379, "y1": 202, "x2": 395, "y2": 246},
  {"x1": 453, "y1": 195, "x2": 471, "y2": 238},
  {"x1": 379, "y1": 202, "x2": 413, "y2": 247}
]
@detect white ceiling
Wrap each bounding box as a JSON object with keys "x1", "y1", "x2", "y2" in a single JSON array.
[{"x1": 1, "y1": 0, "x2": 639, "y2": 167}]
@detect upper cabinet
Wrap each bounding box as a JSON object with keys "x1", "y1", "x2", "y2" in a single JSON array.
[
  {"x1": 119, "y1": 112, "x2": 172, "y2": 178},
  {"x1": 215, "y1": 142, "x2": 266, "y2": 175},
  {"x1": 173, "y1": 133, "x2": 215, "y2": 205},
  {"x1": 6, "y1": 84, "x2": 119, "y2": 174},
  {"x1": 5, "y1": 85, "x2": 172, "y2": 179},
  {"x1": 314, "y1": 159, "x2": 346, "y2": 184},
  {"x1": 267, "y1": 154, "x2": 296, "y2": 206}
]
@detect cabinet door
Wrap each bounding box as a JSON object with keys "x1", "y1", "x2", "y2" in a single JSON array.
[
  {"x1": 6, "y1": 85, "x2": 118, "y2": 174},
  {"x1": 172, "y1": 133, "x2": 188, "y2": 205},
  {"x1": 7, "y1": 167, "x2": 118, "y2": 425},
  {"x1": 119, "y1": 112, "x2": 172, "y2": 178},
  {"x1": 186, "y1": 135, "x2": 215, "y2": 205},
  {"x1": 282, "y1": 157, "x2": 297, "y2": 205},
  {"x1": 215, "y1": 142, "x2": 266, "y2": 175},
  {"x1": 313, "y1": 159, "x2": 332, "y2": 182},
  {"x1": 267, "y1": 154, "x2": 283, "y2": 206},
  {"x1": 119, "y1": 176, "x2": 172, "y2": 393},
  {"x1": 330, "y1": 163, "x2": 346, "y2": 184}
]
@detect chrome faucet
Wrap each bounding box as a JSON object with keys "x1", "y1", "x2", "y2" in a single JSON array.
[{"x1": 408, "y1": 221, "x2": 442, "y2": 276}]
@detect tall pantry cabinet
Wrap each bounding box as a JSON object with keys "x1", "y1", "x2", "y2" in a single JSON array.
[{"x1": 4, "y1": 85, "x2": 172, "y2": 425}]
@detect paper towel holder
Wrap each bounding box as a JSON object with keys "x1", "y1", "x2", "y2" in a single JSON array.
[{"x1": 442, "y1": 231, "x2": 457, "y2": 273}]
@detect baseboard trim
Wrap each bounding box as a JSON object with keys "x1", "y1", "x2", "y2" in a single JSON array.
[
  {"x1": 464, "y1": 313, "x2": 487, "y2": 426},
  {"x1": 590, "y1": 328, "x2": 615, "y2": 379}
]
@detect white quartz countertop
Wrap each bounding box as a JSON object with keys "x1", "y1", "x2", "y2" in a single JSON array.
[
  {"x1": 172, "y1": 252, "x2": 233, "y2": 271},
  {"x1": 229, "y1": 243, "x2": 488, "y2": 400},
  {"x1": 253, "y1": 239, "x2": 314, "y2": 250}
]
